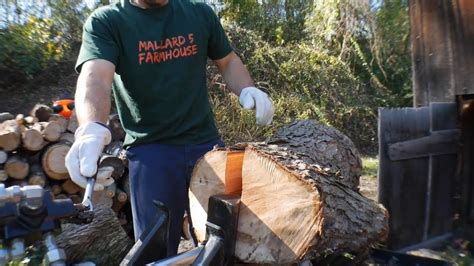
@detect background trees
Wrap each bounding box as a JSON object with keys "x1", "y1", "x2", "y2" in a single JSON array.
[{"x1": 0, "y1": 0, "x2": 411, "y2": 152}]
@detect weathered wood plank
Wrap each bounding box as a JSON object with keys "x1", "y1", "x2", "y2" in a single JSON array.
[{"x1": 378, "y1": 107, "x2": 430, "y2": 248}]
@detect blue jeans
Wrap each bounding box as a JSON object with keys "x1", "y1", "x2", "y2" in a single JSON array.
[{"x1": 126, "y1": 138, "x2": 224, "y2": 255}]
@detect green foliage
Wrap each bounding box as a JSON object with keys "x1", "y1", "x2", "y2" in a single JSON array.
[
  {"x1": 0, "y1": 17, "x2": 68, "y2": 78},
  {"x1": 210, "y1": 23, "x2": 380, "y2": 149}
]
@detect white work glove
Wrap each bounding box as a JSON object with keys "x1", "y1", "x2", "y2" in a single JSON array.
[
  {"x1": 65, "y1": 122, "x2": 113, "y2": 191},
  {"x1": 239, "y1": 87, "x2": 274, "y2": 126}
]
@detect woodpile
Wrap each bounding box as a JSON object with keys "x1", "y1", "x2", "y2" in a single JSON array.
[
  {"x1": 189, "y1": 120, "x2": 388, "y2": 264},
  {"x1": 0, "y1": 106, "x2": 131, "y2": 225}
]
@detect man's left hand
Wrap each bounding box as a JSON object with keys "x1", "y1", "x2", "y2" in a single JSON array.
[{"x1": 239, "y1": 87, "x2": 274, "y2": 126}]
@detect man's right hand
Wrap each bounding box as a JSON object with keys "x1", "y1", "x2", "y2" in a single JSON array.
[{"x1": 65, "y1": 122, "x2": 113, "y2": 191}]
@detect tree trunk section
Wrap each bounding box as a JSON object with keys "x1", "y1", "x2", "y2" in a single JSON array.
[
  {"x1": 0, "y1": 120, "x2": 21, "y2": 151},
  {"x1": 4, "y1": 155, "x2": 29, "y2": 180},
  {"x1": 189, "y1": 144, "x2": 387, "y2": 264},
  {"x1": 57, "y1": 204, "x2": 133, "y2": 265},
  {"x1": 42, "y1": 142, "x2": 71, "y2": 180},
  {"x1": 48, "y1": 114, "x2": 68, "y2": 133}
]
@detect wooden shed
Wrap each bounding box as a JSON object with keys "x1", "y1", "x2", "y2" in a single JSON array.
[{"x1": 378, "y1": 0, "x2": 474, "y2": 249}]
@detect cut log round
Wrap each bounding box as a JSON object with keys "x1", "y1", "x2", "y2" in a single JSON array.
[
  {"x1": 48, "y1": 114, "x2": 68, "y2": 133},
  {"x1": 0, "y1": 149, "x2": 7, "y2": 164},
  {"x1": 57, "y1": 204, "x2": 133, "y2": 265},
  {"x1": 22, "y1": 127, "x2": 45, "y2": 151},
  {"x1": 39, "y1": 121, "x2": 62, "y2": 142},
  {"x1": 189, "y1": 149, "x2": 244, "y2": 242},
  {"x1": 5, "y1": 155, "x2": 29, "y2": 180},
  {"x1": 42, "y1": 142, "x2": 71, "y2": 180},
  {"x1": 28, "y1": 164, "x2": 47, "y2": 187},
  {"x1": 189, "y1": 143, "x2": 387, "y2": 264},
  {"x1": 0, "y1": 120, "x2": 21, "y2": 151},
  {"x1": 51, "y1": 184, "x2": 63, "y2": 195},
  {"x1": 62, "y1": 179, "x2": 82, "y2": 195},
  {"x1": 269, "y1": 120, "x2": 362, "y2": 191},
  {"x1": 30, "y1": 104, "x2": 52, "y2": 122}
]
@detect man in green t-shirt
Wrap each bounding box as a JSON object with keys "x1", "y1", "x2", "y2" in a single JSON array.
[{"x1": 65, "y1": 0, "x2": 274, "y2": 254}]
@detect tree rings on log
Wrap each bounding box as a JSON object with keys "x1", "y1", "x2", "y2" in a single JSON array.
[{"x1": 42, "y1": 142, "x2": 71, "y2": 180}]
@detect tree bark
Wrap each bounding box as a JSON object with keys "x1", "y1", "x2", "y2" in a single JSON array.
[
  {"x1": 4, "y1": 155, "x2": 29, "y2": 180},
  {"x1": 57, "y1": 204, "x2": 133, "y2": 265},
  {"x1": 189, "y1": 143, "x2": 387, "y2": 264},
  {"x1": 42, "y1": 142, "x2": 71, "y2": 180},
  {"x1": 269, "y1": 120, "x2": 362, "y2": 190},
  {"x1": 0, "y1": 120, "x2": 21, "y2": 151}
]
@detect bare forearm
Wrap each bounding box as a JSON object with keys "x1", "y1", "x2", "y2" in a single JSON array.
[
  {"x1": 217, "y1": 53, "x2": 254, "y2": 96},
  {"x1": 75, "y1": 71, "x2": 111, "y2": 125}
]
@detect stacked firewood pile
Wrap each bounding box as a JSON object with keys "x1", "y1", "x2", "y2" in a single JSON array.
[{"x1": 0, "y1": 105, "x2": 131, "y2": 217}]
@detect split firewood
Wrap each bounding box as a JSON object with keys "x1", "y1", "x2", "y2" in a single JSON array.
[
  {"x1": 0, "y1": 149, "x2": 7, "y2": 164},
  {"x1": 107, "y1": 114, "x2": 125, "y2": 141},
  {"x1": 66, "y1": 111, "x2": 79, "y2": 133},
  {"x1": 4, "y1": 155, "x2": 29, "y2": 180},
  {"x1": 21, "y1": 126, "x2": 45, "y2": 151},
  {"x1": 28, "y1": 164, "x2": 47, "y2": 187},
  {"x1": 59, "y1": 132, "x2": 75, "y2": 144},
  {"x1": 269, "y1": 120, "x2": 362, "y2": 190},
  {"x1": 62, "y1": 179, "x2": 82, "y2": 195},
  {"x1": 30, "y1": 104, "x2": 52, "y2": 122},
  {"x1": 48, "y1": 114, "x2": 68, "y2": 133},
  {"x1": 42, "y1": 141, "x2": 71, "y2": 180},
  {"x1": 100, "y1": 154, "x2": 125, "y2": 179},
  {"x1": 112, "y1": 188, "x2": 128, "y2": 212},
  {"x1": 57, "y1": 204, "x2": 133, "y2": 265},
  {"x1": 189, "y1": 143, "x2": 388, "y2": 264},
  {"x1": 0, "y1": 112, "x2": 14, "y2": 123},
  {"x1": 0, "y1": 120, "x2": 21, "y2": 151}
]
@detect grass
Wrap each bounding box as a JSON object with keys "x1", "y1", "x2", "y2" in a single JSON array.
[{"x1": 361, "y1": 156, "x2": 378, "y2": 178}]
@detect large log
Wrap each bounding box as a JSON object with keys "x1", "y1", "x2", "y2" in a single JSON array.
[
  {"x1": 57, "y1": 204, "x2": 133, "y2": 265},
  {"x1": 42, "y1": 142, "x2": 71, "y2": 180},
  {"x1": 189, "y1": 144, "x2": 387, "y2": 264},
  {"x1": 4, "y1": 155, "x2": 29, "y2": 180},
  {"x1": 269, "y1": 120, "x2": 362, "y2": 190},
  {"x1": 0, "y1": 120, "x2": 21, "y2": 151}
]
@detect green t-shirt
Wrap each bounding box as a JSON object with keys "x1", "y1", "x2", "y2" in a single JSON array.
[{"x1": 75, "y1": 0, "x2": 233, "y2": 148}]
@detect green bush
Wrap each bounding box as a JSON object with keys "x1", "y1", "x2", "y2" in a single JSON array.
[
  {"x1": 209, "y1": 23, "x2": 380, "y2": 151},
  {"x1": 0, "y1": 17, "x2": 67, "y2": 81}
]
